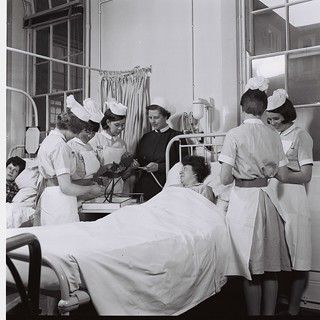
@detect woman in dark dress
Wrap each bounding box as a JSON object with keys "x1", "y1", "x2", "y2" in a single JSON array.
[{"x1": 134, "y1": 97, "x2": 186, "y2": 200}]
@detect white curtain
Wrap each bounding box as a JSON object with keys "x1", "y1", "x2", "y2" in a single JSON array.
[{"x1": 100, "y1": 67, "x2": 151, "y2": 153}]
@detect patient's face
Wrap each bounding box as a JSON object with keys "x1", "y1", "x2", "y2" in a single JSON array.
[
  {"x1": 180, "y1": 165, "x2": 197, "y2": 186},
  {"x1": 6, "y1": 163, "x2": 20, "y2": 182}
]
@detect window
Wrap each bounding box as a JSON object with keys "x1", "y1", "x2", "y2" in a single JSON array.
[
  {"x1": 242, "y1": 0, "x2": 320, "y2": 159},
  {"x1": 26, "y1": 2, "x2": 84, "y2": 132}
]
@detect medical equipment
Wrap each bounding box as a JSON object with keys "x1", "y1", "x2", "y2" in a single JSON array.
[{"x1": 6, "y1": 132, "x2": 230, "y2": 316}]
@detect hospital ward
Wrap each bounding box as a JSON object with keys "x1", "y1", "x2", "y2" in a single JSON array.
[{"x1": 4, "y1": 0, "x2": 320, "y2": 318}]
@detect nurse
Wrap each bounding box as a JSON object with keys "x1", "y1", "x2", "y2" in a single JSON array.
[
  {"x1": 36, "y1": 96, "x2": 105, "y2": 226},
  {"x1": 67, "y1": 97, "x2": 103, "y2": 186},
  {"x1": 89, "y1": 99, "x2": 129, "y2": 193},
  {"x1": 219, "y1": 77, "x2": 290, "y2": 316},
  {"x1": 134, "y1": 97, "x2": 185, "y2": 200},
  {"x1": 266, "y1": 89, "x2": 313, "y2": 316}
]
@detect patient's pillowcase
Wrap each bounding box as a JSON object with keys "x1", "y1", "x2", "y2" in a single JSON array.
[{"x1": 165, "y1": 162, "x2": 232, "y2": 212}]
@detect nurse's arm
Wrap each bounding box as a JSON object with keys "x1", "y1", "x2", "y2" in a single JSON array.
[
  {"x1": 220, "y1": 163, "x2": 234, "y2": 185},
  {"x1": 57, "y1": 173, "x2": 104, "y2": 197},
  {"x1": 276, "y1": 164, "x2": 312, "y2": 184}
]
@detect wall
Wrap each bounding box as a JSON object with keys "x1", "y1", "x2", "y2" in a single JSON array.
[
  {"x1": 6, "y1": 0, "x2": 27, "y2": 157},
  {"x1": 89, "y1": 0, "x2": 238, "y2": 133}
]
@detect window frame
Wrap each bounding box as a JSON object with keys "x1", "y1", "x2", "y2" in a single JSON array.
[
  {"x1": 240, "y1": 0, "x2": 320, "y2": 110},
  {"x1": 27, "y1": 10, "x2": 85, "y2": 133}
]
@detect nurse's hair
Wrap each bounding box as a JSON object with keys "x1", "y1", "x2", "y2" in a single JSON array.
[
  {"x1": 267, "y1": 98, "x2": 297, "y2": 123},
  {"x1": 240, "y1": 89, "x2": 268, "y2": 116},
  {"x1": 56, "y1": 109, "x2": 87, "y2": 134},
  {"x1": 84, "y1": 120, "x2": 100, "y2": 133},
  {"x1": 146, "y1": 105, "x2": 171, "y2": 119},
  {"x1": 101, "y1": 109, "x2": 126, "y2": 130},
  {"x1": 181, "y1": 155, "x2": 211, "y2": 183}
]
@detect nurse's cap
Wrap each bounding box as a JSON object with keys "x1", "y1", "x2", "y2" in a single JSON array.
[
  {"x1": 105, "y1": 99, "x2": 127, "y2": 116},
  {"x1": 244, "y1": 76, "x2": 269, "y2": 93},
  {"x1": 66, "y1": 95, "x2": 90, "y2": 122},
  {"x1": 267, "y1": 89, "x2": 288, "y2": 111},
  {"x1": 148, "y1": 96, "x2": 176, "y2": 115},
  {"x1": 83, "y1": 98, "x2": 104, "y2": 123}
]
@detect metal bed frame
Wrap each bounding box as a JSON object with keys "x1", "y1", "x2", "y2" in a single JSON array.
[{"x1": 6, "y1": 132, "x2": 226, "y2": 315}]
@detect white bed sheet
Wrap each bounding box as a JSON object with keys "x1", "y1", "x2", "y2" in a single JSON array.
[{"x1": 7, "y1": 186, "x2": 230, "y2": 315}]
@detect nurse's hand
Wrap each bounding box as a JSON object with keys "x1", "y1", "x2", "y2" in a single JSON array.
[
  {"x1": 145, "y1": 162, "x2": 158, "y2": 172},
  {"x1": 90, "y1": 184, "x2": 105, "y2": 198},
  {"x1": 131, "y1": 159, "x2": 140, "y2": 169}
]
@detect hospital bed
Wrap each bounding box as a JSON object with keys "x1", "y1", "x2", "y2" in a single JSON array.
[{"x1": 6, "y1": 132, "x2": 231, "y2": 316}]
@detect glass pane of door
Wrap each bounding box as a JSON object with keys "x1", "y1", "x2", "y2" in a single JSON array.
[
  {"x1": 253, "y1": 0, "x2": 285, "y2": 11},
  {"x1": 253, "y1": 8, "x2": 286, "y2": 55},
  {"x1": 289, "y1": 0, "x2": 320, "y2": 50},
  {"x1": 251, "y1": 55, "x2": 285, "y2": 94},
  {"x1": 288, "y1": 52, "x2": 320, "y2": 105},
  {"x1": 48, "y1": 94, "x2": 64, "y2": 130}
]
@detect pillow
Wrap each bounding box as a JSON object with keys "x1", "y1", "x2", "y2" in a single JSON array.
[
  {"x1": 15, "y1": 160, "x2": 39, "y2": 189},
  {"x1": 165, "y1": 161, "x2": 232, "y2": 201}
]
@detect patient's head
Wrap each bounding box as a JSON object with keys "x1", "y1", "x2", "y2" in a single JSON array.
[
  {"x1": 6, "y1": 156, "x2": 26, "y2": 182},
  {"x1": 180, "y1": 156, "x2": 211, "y2": 187}
]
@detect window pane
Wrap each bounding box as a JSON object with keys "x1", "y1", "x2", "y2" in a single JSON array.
[
  {"x1": 289, "y1": 0, "x2": 320, "y2": 50},
  {"x1": 48, "y1": 95, "x2": 64, "y2": 129},
  {"x1": 70, "y1": 54, "x2": 83, "y2": 90},
  {"x1": 36, "y1": 28, "x2": 50, "y2": 63},
  {"x1": 52, "y1": 60, "x2": 68, "y2": 91},
  {"x1": 253, "y1": 0, "x2": 285, "y2": 11},
  {"x1": 53, "y1": 22, "x2": 68, "y2": 59},
  {"x1": 34, "y1": 0, "x2": 49, "y2": 12},
  {"x1": 33, "y1": 96, "x2": 47, "y2": 132},
  {"x1": 70, "y1": 91, "x2": 83, "y2": 105},
  {"x1": 295, "y1": 108, "x2": 320, "y2": 161},
  {"x1": 288, "y1": 52, "x2": 320, "y2": 105},
  {"x1": 51, "y1": 0, "x2": 67, "y2": 7},
  {"x1": 36, "y1": 62, "x2": 50, "y2": 94},
  {"x1": 70, "y1": 16, "x2": 83, "y2": 55},
  {"x1": 251, "y1": 55, "x2": 285, "y2": 94},
  {"x1": 253, "y1": 8, "x2": 286, "y2": 55}
]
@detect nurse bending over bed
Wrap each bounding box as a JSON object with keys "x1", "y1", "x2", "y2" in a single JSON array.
[{"x1": 35, "y1": 95, "x2": 105, "y2": 226}]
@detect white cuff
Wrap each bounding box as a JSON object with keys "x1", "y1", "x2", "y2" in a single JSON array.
[
  {"x1": 218, "y1": 154, "x2": 235, "y2": 166},
  {"x1": 55, "y1": 168, "x2": 71, "y2": 176},
  {"x1": 279, "y1": 158, "x2": 289, "y2": 167},
  {"x1": 299, "y1": 159, "x2": 313, "y2": 166}
]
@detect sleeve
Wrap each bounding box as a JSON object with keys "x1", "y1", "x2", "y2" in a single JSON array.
[
  {"x1": 297, "y1": 131, "x2": 313, "y2": 166},
  {"x1": 218, "y1": 131, "x2": 236, "y2": 166},
  {"x1": 51, "y1": 142, "x2": 73, "y2": 176},
  {"x1": 88, "y1": 134, "x2": 98, "y2": 150}
]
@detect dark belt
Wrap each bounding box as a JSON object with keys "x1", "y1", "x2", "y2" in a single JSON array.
[
  {"x1": 45, "y1": 177, "x2": 59, "y2": 187},
  {"x1": 235, "y1": 177, "x2": 268, "y2": 188}
]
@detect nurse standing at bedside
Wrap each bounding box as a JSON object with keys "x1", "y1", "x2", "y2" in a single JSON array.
[
  {"x1": 35, "y1": 95, "x2": 105, "y2": 226},
  {"x1": 67, "y1": 97, "x2": 103, "y2": 187},
  {"x1": 88, "y1": 99, "x2": 131, "y2": 193},
  {"x1": 266, "y1": 89, "x2": 313, "y2": 316},
  {"x1": 219, "y1": 77, "x2": 290, "y2": 316}
]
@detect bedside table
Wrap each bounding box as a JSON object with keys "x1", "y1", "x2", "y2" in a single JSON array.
[{"x1": 79, "y1": 193, "x2": 143, "y2": 222}]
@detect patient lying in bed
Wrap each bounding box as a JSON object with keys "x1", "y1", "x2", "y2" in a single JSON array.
[{"x1": 178, "y1": 155, "x2": 215, "y2": 202}]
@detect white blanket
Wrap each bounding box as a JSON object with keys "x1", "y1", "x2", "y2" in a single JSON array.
[{"x1": 7, "y1": 187, "x2": 230, "y2": 315}]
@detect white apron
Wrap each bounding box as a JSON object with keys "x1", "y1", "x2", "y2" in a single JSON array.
[
  {"x1": 226, "y1": 186, "x2": 277, "y2": 280},
  {"x1": 99, "y1": 145, "x2": 126, "y2": 194},
  {"x1": 268, "y1": 179, "x2": 312, "y2": 270},
  {"x1": 40, "y1": 186, "x2": 79, "y2": 225}
]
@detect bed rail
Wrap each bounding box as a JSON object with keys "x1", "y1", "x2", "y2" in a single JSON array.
[
  {"x1": 6, "y1": 233, "x2": 41, "y2": 318},
  {"x1": 165, "y1": 132, "x2": 226, "y2": 175},
  {"x1": 7, "y1": 251, "x2": 90, "y2": 315}
]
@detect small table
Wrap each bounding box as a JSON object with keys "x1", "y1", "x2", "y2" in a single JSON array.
[{"x1": 79, "y1": 193, "x2": 143, "y2": 222}]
